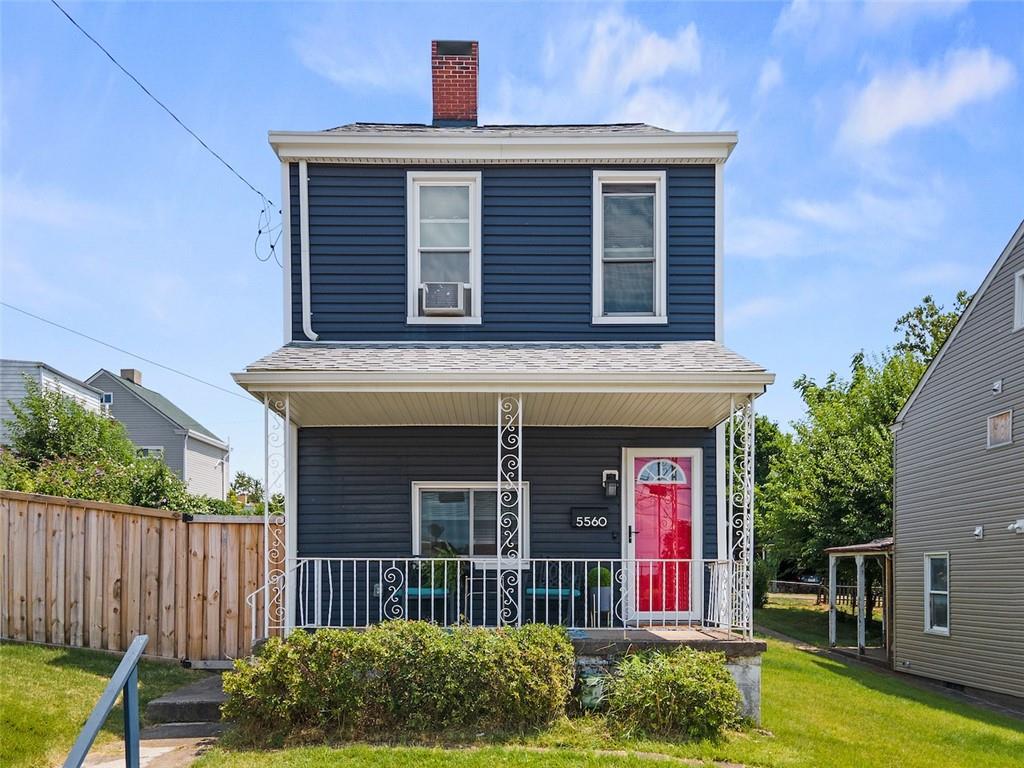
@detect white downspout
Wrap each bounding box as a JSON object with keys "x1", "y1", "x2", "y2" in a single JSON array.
[
  {"x1": 182, "y1": 433, "x2": 189, "y2": 492},
  {"x1": 298, "y1": 159, "x2": 318, "y2": 341}
]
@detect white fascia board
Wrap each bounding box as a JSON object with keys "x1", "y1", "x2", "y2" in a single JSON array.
[
  {"x1": 231, "y1": 370, "x2": 775, "y2": 394},
  {"x1": 268, "y1": 131, "x2": 738, "y2": 164},
  {"x1": 893, "y1": 218, "x2": 1024, "y2": 428},
  {"x1": 185, "y1": 429, "x2": 230, "y2": 451}
]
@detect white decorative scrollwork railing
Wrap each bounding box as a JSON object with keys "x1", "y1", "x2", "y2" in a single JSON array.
[
  {"x1": 248, "y1": 557, "x2": 740, "y2": 638},
  {"x1": 497, "y1": 394, "x2": 523, "y2": 627},
  {"x1": 727, "y1": 394, "x2": 756, "y2": 637},
  {"x1": 262, "y1": 393, "x2": 289, "y2": 638}
]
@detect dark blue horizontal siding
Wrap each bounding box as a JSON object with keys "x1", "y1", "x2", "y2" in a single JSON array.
[
  {"x1": 291, "y1": 164, "x2": 716, "y2": 341},
  {"x1": 296, "y1": 427, "x2": 719, "y2": 562}
]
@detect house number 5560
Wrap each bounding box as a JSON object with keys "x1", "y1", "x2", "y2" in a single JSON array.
[{"x1": 574, "y1": 515, "x2": 608, "y2": 528}]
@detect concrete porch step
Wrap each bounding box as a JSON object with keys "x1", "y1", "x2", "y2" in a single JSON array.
[{"x1": 146, "y1": 676, "x2": 226, "y2": 724}]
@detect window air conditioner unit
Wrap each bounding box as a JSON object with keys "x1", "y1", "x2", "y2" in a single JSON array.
[{"x1": 421, "y1": 282, "x2": 466, "y2": 316}]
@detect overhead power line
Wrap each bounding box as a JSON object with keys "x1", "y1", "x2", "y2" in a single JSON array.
[
  {"x1": 1, "y1": 302, "x2": 254, "y2": 403},
  {"x1": 49, "y1": 0, "x2": 282, "y2": 266}
]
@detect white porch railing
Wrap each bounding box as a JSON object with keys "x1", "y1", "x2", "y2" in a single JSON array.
[{"x1": 247, "y1": 557, "x2": 744, "y2": 638}]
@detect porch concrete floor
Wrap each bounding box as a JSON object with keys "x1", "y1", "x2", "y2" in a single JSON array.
[{"x1": 570, "y1": 627, "x2": 766, "y2": 658}]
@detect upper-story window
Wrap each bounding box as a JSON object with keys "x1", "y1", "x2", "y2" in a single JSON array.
[
  {"x1": 592, "y1": 170, "x2": 667, "y2": 325},
  {"x1": 406, "y1": 171, "x2": 482, "y2": 324}
]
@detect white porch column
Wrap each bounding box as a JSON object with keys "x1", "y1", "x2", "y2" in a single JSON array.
[
  {"x1": 497, "y1": 394, "x2": 523, "y2": 627},
  {"x1": 828, "y1": 554, "x2": 837, "y2": 647},
  {"x1": 728, "y1": 394, "x2": 756, "y2": 638},
  {"x1": 856, "y1": 554, "x2": 866, "y2": 653},
  {"x1": 263, "y1": 393, "x2": 290, "y2": 637}
]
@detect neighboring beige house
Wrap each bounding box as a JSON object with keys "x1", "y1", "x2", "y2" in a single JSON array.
[
  {"x1": 891, "y1": 220, "x2": 1024, "y2": 701},
  {"x1": 86, "y1": 368, "x2": 231, "y2": 500}
]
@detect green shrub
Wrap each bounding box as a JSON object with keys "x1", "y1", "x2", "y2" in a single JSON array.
[
  {"x1": 606, "y1": 648, "x2": 741, "y2": 739},
  {"x1": 223, "y1": 621, "x2": 575, "y2": 741},
  {"x1": 753, "y1": 559, "x2": 773, "y2": 609}
]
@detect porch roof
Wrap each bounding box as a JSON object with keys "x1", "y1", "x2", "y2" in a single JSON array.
[{"x1": 232, "y1": 341, "x2": 773, "y2": 428}]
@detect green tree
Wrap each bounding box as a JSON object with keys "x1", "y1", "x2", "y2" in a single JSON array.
[
  {"x1": 758, "y1": 294, "x2": 967, "y2": 572},
  {"x1": 893, "y1": 290, "x2": 971, "y2": 363},
  {"x1": 228, "y1": 471, "x2": 284, "y2": 514},
  {"x1": 5, "y1": 380, "x2": 135, "y2": 467}
]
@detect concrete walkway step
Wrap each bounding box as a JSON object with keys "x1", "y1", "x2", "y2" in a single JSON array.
[{"x1": 146, "y1": 675, "x2": 226, "y2": 724}]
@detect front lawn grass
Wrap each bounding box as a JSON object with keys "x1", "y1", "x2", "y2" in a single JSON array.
[
  {"x1": 199, "y1": 637, "x2": 1024, "y2": 768},
  {"x1": 755, "y1": 592, "x2": 884, "y2": 648},
  {"x1": 0, "y1": 641, "x2": 203, "y2": 768}
]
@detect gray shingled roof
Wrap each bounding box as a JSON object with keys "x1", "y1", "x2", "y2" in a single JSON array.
[
  {"x1": 95, "y1": 369, "x2": 225, "y2": 443},
  {"x1": 324, "y1": 122, "x2": 675, "y2": 137},
  {"x1": 244, "y1": 341, "x2": 768, "y2": 375}
]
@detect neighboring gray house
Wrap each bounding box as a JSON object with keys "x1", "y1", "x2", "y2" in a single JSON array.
[
  {"x1": 1, "y1": 360, "x2": 105, "y2": 445},
  {"x1": 86, "y1": 368, "x2": 230, "y2": 500},
  {"x1": 891, "y1": 219, "x2": 1024, "y2": 701}
]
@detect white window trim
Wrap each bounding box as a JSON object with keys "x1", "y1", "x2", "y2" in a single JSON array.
[
  {"x1": 923, "y1": 552, "x2": 950, "y2": 636},
  {"x1": 100, "y1": 392, "x2": 114, "y2": 405},
  {"x1": 406, "y1": 171, "x2": 482, "y2": 325},
  {"x1": 411, "y1": 481, "x2": 530, "y2": 568},
  {"x1": 592, "y1": 169, "x2": 668, "y2": 325},
  {"x1": 1013, "y1": 267, "x2": 1024, "y2": 332},
  {"x1": 137, "y1": 446, "x2": 165, "y2": 459},
  {"x1": 987, "y1": 409, "x2": 1013, "y2": 449}
]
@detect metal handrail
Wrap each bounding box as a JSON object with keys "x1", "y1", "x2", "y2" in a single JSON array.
[{"x1": 63, "y1": 634, "x2": 149, "y2": 768}]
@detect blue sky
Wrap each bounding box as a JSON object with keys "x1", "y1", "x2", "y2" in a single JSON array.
[{"x1": 2, "y1": 1, "x2": 1022, "y2": 478}]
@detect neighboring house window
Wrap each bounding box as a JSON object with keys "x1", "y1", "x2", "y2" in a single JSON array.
[
  {"x1": 592, "y1": 170, "x2": 667, "y2": 325},
  {"x1": 987, "y1": 409, "x2": 1013, "y2": 448},
  {"x1": 1014, "y1": 268, "x2": 1024, "y2": 331},
  {"x1": 137, "y1": 446, "x2": 165, "y2": 460},
  {"x1": 101, "y1": 392, "x2": 113, "y2": 405},
  {"x1": 406, "y1": 171, "x2": 482, "y2": 324},
  {"x1": 924, "y1": 553, "x2": 949, "y2": 635},
  {"x1": 412, "y1": 482, "x2": 529, "y2": 564}
]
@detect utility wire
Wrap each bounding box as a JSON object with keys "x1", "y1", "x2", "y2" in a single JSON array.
[
  {"x1": 1, "y1": 302, "x2": 254, "y2": 403},
  {"x1": 49, "y1": 0, "x2": 282, "y2": 266}
]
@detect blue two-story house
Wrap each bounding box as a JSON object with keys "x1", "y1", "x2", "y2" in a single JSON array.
[{"x1": 233, "y1": 41, "x2": 772, "y2": 653}]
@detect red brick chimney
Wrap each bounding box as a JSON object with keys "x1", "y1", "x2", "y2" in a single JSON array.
[{"x1": 431, "y1": 40, "x2": 478, "y2": 127}]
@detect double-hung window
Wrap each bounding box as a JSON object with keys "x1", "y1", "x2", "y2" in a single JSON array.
[
  {"x1": 924, "y1": 553, "x2": 949, "y2": 635},
  {"x1": 593, "y1": 170, "x2": 667, "y2": 324},
  {"x1": 407, "y1": 171, "x2": 482, "y2": 323},
  {"x1": 412, "y1": 482, "x2": 529, "y2": 565}
]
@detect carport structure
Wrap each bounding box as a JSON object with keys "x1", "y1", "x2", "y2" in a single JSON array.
[{"x1": 825, "y1": 537, "x2": 893, "y2": 661}]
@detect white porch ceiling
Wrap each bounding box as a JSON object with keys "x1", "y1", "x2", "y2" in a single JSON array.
[
  {"x1": 255, "y1": 390, "x2": 751, "y2": 429},
  {"x1": 233, "y1": 340, "x2": 774, "y2": 428}
]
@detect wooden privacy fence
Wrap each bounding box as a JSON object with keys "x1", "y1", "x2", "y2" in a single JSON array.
[{"x1": 0, "y1": 490, "x2": 279, "y2": 664}]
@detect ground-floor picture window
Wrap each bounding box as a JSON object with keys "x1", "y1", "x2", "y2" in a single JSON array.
[
  {"x1": 924, "y1": 553, "x2": 949, "y2": 635},
  {"x1": 413, "y1": 483, "x2": 529, "y2": 559}
]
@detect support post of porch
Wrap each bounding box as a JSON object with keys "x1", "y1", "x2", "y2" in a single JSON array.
[
  {"x1": 497, "y1": 394, "x2": 523, "y2": 627},
  {"x1": 727, "y1": 393, "x2": 756, "y2": 638},
  {"x1": 263, "y1": 393, "x2": 290, "y2": 639},
  {"x1": 828, "y1": 554, "x2": 837, "y2": 648},
  {"x1": 855, "y1": 554, "x2": 866, "y2": 654}
]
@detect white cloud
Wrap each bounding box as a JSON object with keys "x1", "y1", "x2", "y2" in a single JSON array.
[
  {"x1": 290, "y1": 9, "x2": 424, "y2": 93},
  {"x1": 757, "y1": 58, "x2": 783, "y2": 96},
  {"x1": 728, "y1": 216, "x2": 806, "y2": 260},
  {"x1": 897, "y1": 260, "x2": 972, "y2": 287},
  {"x1": 1, "y1": 178, "x2": 129, "y2": 229},
  {"x1": 862, "y1": 0, "x2": 970, "y2": 30},
  {"x1": 840, "y1": 48, "x2": 1016, "y2": 146},
  {"x1": 487, "y1": 8, "x2": 725, "y2": 130},
  {"x1": 578, "y1": 11, "x2": 701, "y2": 94},
  {"x1": 775, "y1": 0, "x2": 970, "y2": 55},
  {"x1": 615, "y1": 88, "x2": 729, "y2": 132},
  {"x1": 729, "y1": 296, "x2": 786, "y2": 327}
]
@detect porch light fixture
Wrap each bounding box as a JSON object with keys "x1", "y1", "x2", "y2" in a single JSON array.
[{"x1": 602, "y1": 470, "x2": 620, "y2": 498}]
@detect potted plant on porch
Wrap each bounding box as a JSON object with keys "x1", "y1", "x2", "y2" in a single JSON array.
[{"x1": 587, "y1": 566, "x2": 613, "y2": 613}]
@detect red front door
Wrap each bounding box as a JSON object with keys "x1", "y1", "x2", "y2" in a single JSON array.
[{"x1": 633, "y1": 456, "x2": 693, "y2": 614}]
